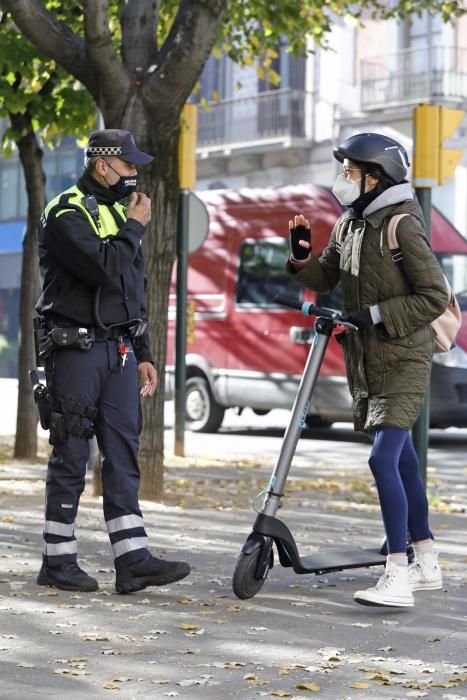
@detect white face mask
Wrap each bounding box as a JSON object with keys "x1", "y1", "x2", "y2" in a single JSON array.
[{"x1": 332, "y1": 173, "x2": 362, "y2": 205}]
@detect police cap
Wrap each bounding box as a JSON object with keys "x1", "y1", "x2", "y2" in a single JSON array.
[{"x1": 85, "y1": 129, "x2": 154, "y2": 165}]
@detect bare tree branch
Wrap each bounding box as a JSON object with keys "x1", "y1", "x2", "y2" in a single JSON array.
[
  {"x1": 0, "y1": 0, "x2": 98, "y2": 100},
  {"x1": 122, "y1": 0, "x2": 159, "y2": 75},
  {"x1": 143, "y1": 0, "x2": 228, "y2": 114},
  {"x1": 83, "y1": 0, "x2": 130, "y2": 124}
]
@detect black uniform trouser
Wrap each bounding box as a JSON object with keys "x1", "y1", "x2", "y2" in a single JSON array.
[{"x1": 43, "y1": 338, "x2": 150, "y2": 567}]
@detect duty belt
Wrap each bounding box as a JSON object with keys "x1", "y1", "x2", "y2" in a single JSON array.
[
  {"x1": 45, "y1": 322, "x2": 132, "y2": 340},
  {"x1": 92, "y1": 326, "x2": 132, "y2": 340}
]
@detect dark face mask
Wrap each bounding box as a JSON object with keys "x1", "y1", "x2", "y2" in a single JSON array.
[{"x1": 106, "y1": 162, "x2": 138, "y2": 198}]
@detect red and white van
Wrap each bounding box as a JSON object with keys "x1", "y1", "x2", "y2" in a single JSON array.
[{"x1": 167, "y1": 184, "x2": 467, "y2": 431}]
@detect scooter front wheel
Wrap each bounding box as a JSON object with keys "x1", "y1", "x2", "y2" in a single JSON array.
[{"x1": 232, "y1": 549, "x2": 270, "y2": 600}]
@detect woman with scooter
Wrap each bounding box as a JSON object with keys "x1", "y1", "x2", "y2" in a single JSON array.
[{"x1": 287, "y1": 132, "x2": 448, "y2": 608}]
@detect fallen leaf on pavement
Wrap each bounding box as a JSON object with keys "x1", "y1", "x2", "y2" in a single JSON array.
[
  {"x1": 296, "y1": 682, "x2": 321, "y2": 691},
  {"x1": 54, "y1": 668, "x2": 90, "y2": 676}
]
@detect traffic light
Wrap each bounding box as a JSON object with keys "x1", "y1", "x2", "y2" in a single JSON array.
[
  {"x1": 413, "y1": 104, "x2": 439, "y2": 187},
  {"x1": 178, "y1": 104, "x2": 198, "y2": 190},
  {"x1": 439, "y1": 106, "x2": 464, "y2": 184},
  {"x1": 413, "y1": 103, "x2": 464, "y2": 187}
]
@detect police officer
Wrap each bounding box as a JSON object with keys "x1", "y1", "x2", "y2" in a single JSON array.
[{"x1": 35, "y1": 129, "x2": 190, "y2": 593}]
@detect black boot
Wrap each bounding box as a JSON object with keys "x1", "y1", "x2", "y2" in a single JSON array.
[
  {"x1": 115, "y1": 555, "x2": 190, "y2": 594},
  {"x1": 37, "y1": 560, "x2": 99, "y2": 592}
]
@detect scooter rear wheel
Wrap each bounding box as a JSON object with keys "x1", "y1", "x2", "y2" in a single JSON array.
[{"x1": 232, "y1": 550, "x2": 269, "y2": 600}]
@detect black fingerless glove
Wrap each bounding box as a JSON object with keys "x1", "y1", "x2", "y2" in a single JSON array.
[
  {"x1": 289, "y1": 224, "x2": 311, "y2": 260},
  {"x1": 343, "y1": 309, "x2": 374, "y2": 330}
]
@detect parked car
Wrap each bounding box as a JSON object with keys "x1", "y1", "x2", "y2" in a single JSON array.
[{"x1": 166, "y1": 184, "x2": 467, "y2": 431}]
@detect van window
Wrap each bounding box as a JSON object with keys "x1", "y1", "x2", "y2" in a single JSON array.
[
  {"x1": 236, "y1": 238, "x2": 303, "y2": 306},
  {"x1": 437, "y1": 253, "x2": 467, "y2": 310}
]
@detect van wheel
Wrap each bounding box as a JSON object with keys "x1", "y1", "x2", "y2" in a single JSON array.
[{"x1": 185, "y1": 377, "x2": 225, "y2": 433}]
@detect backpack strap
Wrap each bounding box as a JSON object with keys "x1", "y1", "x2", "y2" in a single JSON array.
[{"x1": 386, "y1": 213, "x2": 410, "y2": 266}]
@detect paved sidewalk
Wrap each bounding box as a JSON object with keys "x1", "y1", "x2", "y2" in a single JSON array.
[{"x1": 0, "y1": 438, "x2": 466, "y2": 700}]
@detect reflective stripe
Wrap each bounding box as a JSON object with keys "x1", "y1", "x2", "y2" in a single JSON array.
[
  {"x1": 106, "y1": 514, "x2": 145, "y2": 534},
  {"x1": 44, "y1": 520, "x2": 75, "y2": 537},
  {"x1": 112, "y1": 537, "x2": 148, "y2": 559},
  {"x1": 43, "y1": 540, "x2": 78, "y2": 556},
  {"x1": 43, "y1": 185, "x2": 126, "y2": 239}
]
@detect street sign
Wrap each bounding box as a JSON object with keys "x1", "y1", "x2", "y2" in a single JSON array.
[{"x1": 187, "y1": 191, "x2": 209, "y2": 253}]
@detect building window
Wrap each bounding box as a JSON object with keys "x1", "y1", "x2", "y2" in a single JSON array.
[
  {"x1": 0, "y1": 161, "x2": 20, "y2": 220},
  {"x1": 258, "y1": 39, "x2": 305, "y2": 93},
  {"x1": 0, "y1": 145, "x2": 81, "y2": 221}
]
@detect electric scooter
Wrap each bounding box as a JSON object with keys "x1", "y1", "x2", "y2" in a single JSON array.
[{"x1": 232, "y1": 296, "x2": 387, "y2": 600}]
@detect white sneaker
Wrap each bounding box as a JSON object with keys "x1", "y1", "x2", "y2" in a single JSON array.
[
  {"x1": 408, "y1": 551, "x2": 443, "y2": 591},
  {"x1": 354, "y1": 561, "x2": 414, "y2": 608}
]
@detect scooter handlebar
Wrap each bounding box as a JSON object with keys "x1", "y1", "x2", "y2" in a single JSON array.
[{"x1": 274, "y1": 295, "x2": 358, "y2": 332}]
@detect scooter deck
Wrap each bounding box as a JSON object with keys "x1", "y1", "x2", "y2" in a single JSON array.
[{"x1": 296, "y1": 547, "x2": 386, "y2": 575}]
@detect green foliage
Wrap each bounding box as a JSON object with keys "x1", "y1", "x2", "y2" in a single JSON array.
[
  {"x1": 1, "y1": 0, "x2": 464, "y2": 143},
  {"x1": 217, "y1": 0, "x2": 465, "y2": 61},
  {"x1": 151, "y1": 0, "x2": 465, "y2": 98},
  {"x1": 0, "y1": 8, "x2": 95, "y2": 153}
]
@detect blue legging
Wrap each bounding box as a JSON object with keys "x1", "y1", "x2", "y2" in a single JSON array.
[{"x1": 368, "y1": 427, "x2": 432, "y2": 553}]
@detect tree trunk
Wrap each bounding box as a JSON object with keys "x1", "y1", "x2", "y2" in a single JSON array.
[
  {"x1": 13, "y1": 118, "x2": 45, "y2": 459},
  {"x1": 2, "y1": 0, "x2": 228, "y2": 493},
  {"x1": 137, "y1": 125, "x2": 180, "y2": 500}
]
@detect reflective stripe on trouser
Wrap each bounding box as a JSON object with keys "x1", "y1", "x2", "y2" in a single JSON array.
[
  {"x1": 43, "y1": 540, "x2": 78, "y2": 557},
  {"x1": 43, "y1": 341, "x2": 149, "y2": 566},
  {"x1": 43, "y1": 520, "x2": 77, "y2": 560},
  {"x1": 106, "y1": 514, "x2": 149, "y2": 561}
]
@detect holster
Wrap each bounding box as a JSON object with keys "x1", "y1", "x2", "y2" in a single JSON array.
[
  {"x1": 29, "y1": 370, "x2": 51, "y2": 430},
  {"x1": 29, "y1": 369, "x2": 97, "y2": 445}
]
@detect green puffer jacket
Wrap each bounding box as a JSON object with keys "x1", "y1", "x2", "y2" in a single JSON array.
[{"x1": 286, "y1": 184, "x2": 448, "y2": 432}]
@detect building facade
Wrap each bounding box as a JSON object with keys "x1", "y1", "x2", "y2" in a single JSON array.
[
  {"x1": 195, "y1": 10, "x2": 467, "y2": 236},
  {"x1": 0, "y1": 10, "x2": 466, "y2": 378}
]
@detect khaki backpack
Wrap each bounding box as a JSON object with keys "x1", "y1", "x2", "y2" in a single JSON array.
[{"x1": 387, "y1": 214, "x2": 462, "y2": 353}]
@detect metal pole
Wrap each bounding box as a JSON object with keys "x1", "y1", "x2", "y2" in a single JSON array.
[
  {"x1": 412, "y1": 187, "x2": 432, "y2": 484},
  {"x1": 174, "y1": 189, "x2": 189, "y2": 457}
]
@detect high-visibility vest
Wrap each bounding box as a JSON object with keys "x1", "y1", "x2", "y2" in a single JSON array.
[{"x1": 43, "y1": 184, "x2": 127, "y2": 238}]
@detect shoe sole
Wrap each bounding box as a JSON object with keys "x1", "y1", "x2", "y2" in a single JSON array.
[
  {"x1": 354, "y1": 594, "x2": 414, "y2": 608},
  {"x1": 37, "y1": 572, "x2": 98, "y2": 592},
  {"x1": 116, "y1": 568, "x2": 190, "y2": 594},
  {"x1": 411, "y1": 581, "x2": 443, "y2": 591}
]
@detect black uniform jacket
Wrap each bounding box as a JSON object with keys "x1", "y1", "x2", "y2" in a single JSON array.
[{"x1": 36, "y1": 172, "x2": 153, "y2": 364}]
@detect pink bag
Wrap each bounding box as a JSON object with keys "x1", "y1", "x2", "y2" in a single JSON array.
[{"x1": 387, "y1": 214, "x2": 462, "y2": 353}]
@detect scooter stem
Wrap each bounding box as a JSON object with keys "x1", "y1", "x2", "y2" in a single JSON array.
[{"x1": 262, "y1": 316, "x2": 334, "y2": 517}]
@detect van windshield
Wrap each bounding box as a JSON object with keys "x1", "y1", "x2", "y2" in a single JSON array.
[
  {"x1": 437, "y1": 253, "x2": 467, "y2": 310},
  {"x1": 236, "y1": 238, "x2": 303, "y2": 306}
]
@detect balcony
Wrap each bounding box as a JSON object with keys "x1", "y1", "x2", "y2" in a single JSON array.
[
  {"x1": 361, "y1": 46, "x2": 467, "y2": 111},
  {"x1": 197, "y1": 89, "x2": 312, "y2": 154}
]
